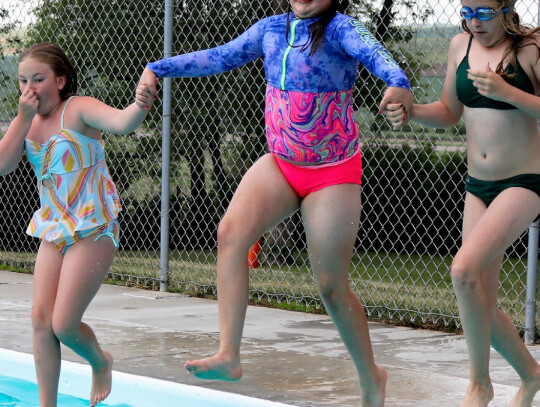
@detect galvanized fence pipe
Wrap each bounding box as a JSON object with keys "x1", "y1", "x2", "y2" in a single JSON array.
[
  {"x1": 525, "y1": 220, "x2": 539, "y2": 345},
  {"x1": 524, "y1": 0, "x2": 540, "y2": 344},
  {"x1": 159, "y1": 0, "x2": 175, "y2": 292}
]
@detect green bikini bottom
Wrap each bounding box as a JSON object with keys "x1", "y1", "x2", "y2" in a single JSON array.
[{"x1": 465, "y1": 173, "x2": 540, "y2": 207}]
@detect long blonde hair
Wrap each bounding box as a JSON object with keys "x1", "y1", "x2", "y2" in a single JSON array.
[{"x1": 461, "y1": 0, "x2": 540, "y2": 76}]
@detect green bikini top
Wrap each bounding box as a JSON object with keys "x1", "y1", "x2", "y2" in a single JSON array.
[{"x1": 456, "y1": 35, "x2": 535, "y2": 110}]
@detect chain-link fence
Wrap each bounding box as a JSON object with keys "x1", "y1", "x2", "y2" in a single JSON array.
[{"x1": 0, "y1": 0, "x2": 538, "y2": 340}]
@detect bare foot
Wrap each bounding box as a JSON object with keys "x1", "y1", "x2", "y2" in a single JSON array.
[
  {"x1": 360, "y1": 365, "x2": 387, "y2": 407},
  {"x1": 185, "y1": 354, "x2": 242, "y2": 381},
  {"x1": 459, "y1": 381, "x2": 494, "y2": 407},
  {"x1": 90, "y1": 351, "x2": 113, "y2": 407},
  {"x1": 510, "y1": 365, "x2": 540, "y2": 407}
]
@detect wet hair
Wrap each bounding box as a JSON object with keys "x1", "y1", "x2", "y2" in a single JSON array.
[
  {"x1": 286, "y1": 0, "x2": 348, "y2": 56},
  {"x1": 19, "y1": 42, "x2": 77, "y2": 100},
  {"x1": 461, "y1": 0, "x2": 540, "y2": 77}
]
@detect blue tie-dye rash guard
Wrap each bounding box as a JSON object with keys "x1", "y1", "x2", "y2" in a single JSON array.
[{"x1": 147, "y1": 12, "x2": 410, "y2": 164}]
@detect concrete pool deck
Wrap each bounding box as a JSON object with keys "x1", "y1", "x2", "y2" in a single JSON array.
[{"x1": 0, "y1": 270, "x2": 539, "y2": 407}]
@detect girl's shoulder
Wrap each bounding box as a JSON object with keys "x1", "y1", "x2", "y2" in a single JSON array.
[
  {"x1": 64, "y1": 95, "x2": 96, "y2": 109},
  {"x1": 448, "y1": 32, "x2": 471, "y2": 55},
  {"x1": 329, "y1": 13, "x2": 379, "y2": 41},
  {"x1": 261, "y1": 13, "x2": 288, "y2": 25},
  {"x1": 64, "y1": 95, "x2": 104, "y2": 116},
  {"x1": 330, "y1": 12, "x2": 359, "y2": 29},
  {"x1": 252, "y1": 13, "x2": 288, "y2": 33},
  {"x1": 521, "y1": 31, "x2": 540, "y2": 50},
  {"x1": 525, "y1": 31, "x2": 540, "y2": 42},
  {"x1": 325, "y1": 13, "x2": 367, "y2": 41},
  {"x1": 61, "y1": 95, "x2": 103, "y2": 138},
  {"x1": 450, "y1": 32, "x2": 471, "y2": 47},
  {"x1": 517, "y1": 32, "x2": 540, "y2": 72}
]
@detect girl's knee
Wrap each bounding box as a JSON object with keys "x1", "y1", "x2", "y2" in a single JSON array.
[
  {"x1": 51, "y1": 314, "x2": 77, "y2": 342},
  {"x1": 31, "y1": 306, "x2": 52, "y2": 332},
  {"x1": 316, "y1": 277, "x2": 348, "y2": 307},
  {"x1": 216, "y1": 217, "x2": 235, "y2": 245},
  {"x1": 450, "y1": 257, "x2": 466, "y2": 280},
  {"x1": 217, "y1": 215, "x2": 258, "y2": 250},
  {"x1": 450, "y1": 255, "x2": 480, "y2": 292}
]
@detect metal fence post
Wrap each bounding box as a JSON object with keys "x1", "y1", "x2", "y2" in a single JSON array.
[
  {"x1": 524, "y1": 220, "x2": 539, "y2": 345},
  {"x1": 524, "y1": 0, "x2": 540, "y2": 344},
  {"x1": 159, "y1": 0, "x2": 174, "y2": 292}
]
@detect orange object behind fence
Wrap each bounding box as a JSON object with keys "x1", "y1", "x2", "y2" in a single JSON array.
[{"x1": 248, "y1": 237, "x2": 263, "y2": 268}]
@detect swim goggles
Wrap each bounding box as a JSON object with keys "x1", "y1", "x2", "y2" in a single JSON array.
[{"x1": 459, "y1": 6, "x2": 512, "y2": 21}]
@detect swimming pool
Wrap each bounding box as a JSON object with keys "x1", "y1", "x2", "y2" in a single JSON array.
[{"x1": 0, "y1": 348, "x2": 296, "y2": 407}]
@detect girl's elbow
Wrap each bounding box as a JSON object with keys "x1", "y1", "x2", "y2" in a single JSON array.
[
  {"x1": 446, "y1": 116, "x2": 461, "y2": 127},
  {"x1": 109, "y1": 124, "x2": 137, "y2": 135}
]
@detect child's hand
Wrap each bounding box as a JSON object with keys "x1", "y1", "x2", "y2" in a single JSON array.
[
  {"x1": 382, "y1": 103, "x2": 406, "y2": 130},
  {"x1": 467, "y1": 64, "x2": 509, "y2": 103},
  {"x1": 138, "y1": 67, "x2": 159, "y2": 100},
  {"x1": 135, "y1": 83, "x2": 155, "y2": 111},
  {"x1": 19, "y1": 89, "x2": 38, "y2": 122}
]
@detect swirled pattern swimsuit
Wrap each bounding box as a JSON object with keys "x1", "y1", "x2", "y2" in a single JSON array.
[
  {"x1": 25, "y1": 97, "x2": 121, "y2": 253},
  {"x1": 147, "y1": 12, "x2": 410, "y2": 165}
]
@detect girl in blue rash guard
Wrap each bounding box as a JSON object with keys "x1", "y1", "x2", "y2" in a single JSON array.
[{"x1": 140, "y1": 1, "x2": 411, "y2": 405}]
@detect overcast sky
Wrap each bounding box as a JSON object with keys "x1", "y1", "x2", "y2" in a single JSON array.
[{"x1": 6, "y1": 0, "x2": 540, "y2": 28}]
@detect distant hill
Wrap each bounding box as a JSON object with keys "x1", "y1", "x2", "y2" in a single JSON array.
[{"x1": 412, "y1": 25, "x2": 462, "y2": 39}]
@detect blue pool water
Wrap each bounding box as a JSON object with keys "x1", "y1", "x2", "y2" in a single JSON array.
[
  {"x1": 0, "y1": 349, "x2": 295, "y2": 407},
  {"x1": 0, "y1": 376, "x2": 131, "y2": 407}
]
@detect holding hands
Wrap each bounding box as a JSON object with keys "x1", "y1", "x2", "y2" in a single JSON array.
[
  {"x1": 379, "y1": 87, "x2": 413, "y2": 130},
  {"x1": 383, "y1": 102, "x2": 407, "y2": 129},
  {"x1": 383, "y1": 63, "x2": 515, "y2": 128},
  {"x1": 136, "y1": 68, "x2": 159, "y2": 110},
  {"x1": 135, "y1": 82, "x2": 156, "y2": 111}
]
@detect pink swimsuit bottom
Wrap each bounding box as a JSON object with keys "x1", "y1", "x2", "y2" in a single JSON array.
[{"x1": 274, "y1": 150, "x2": 362, "y2": 198}]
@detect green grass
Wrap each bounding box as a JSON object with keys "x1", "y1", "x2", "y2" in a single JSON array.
[{"x1": 3, "y1": 248, "x2": 535, "y2": 339}]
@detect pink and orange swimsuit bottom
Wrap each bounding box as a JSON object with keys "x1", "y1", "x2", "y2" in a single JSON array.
[{"x1": 273, "y1": 150, "x2": 362, "y2": 198}]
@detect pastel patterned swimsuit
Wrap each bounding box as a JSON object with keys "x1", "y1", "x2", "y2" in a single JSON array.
[
  {"x1": 147, "y1": 12, "x2": 410, "y2": 166},
  {"x1": 25, "y1": 96, "x2": 121, "y2": 253}
]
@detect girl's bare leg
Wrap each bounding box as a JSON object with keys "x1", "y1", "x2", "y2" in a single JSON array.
[
  {"x1": 479, "y1": 237, "x2": 540, "y2": 407},
  {"x1": 52, "y1": 236, "x2": 117, "y2": 406},
  {"x1": 185, "y1": 154, "x2": 300, "y2": 380},
  {"x1": 302, "y1": 184, "x2": 386, "y2": 407},
  {"x1": 32, "y1": 241, "x2": 64, "y2": 407},
  {"x1": 453, "y1": 189, "x2": 540, "y2": 407},
  {"x1": 492, "y1": 305, "x2": 540, "y2": 407}
]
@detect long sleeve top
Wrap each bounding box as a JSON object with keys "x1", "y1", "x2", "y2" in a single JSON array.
[{"x1": 148, "y1": 13, "x2": 410, "y2": 164}]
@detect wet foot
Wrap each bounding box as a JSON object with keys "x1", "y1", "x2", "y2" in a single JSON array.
[
  {"x1": 510, "y1": 365, "x2": 540, "y2": 407},
  {"x1": 459, "y1": 381, "x2": 494, "y2": 407},
  {"x1": 90, "y1": 351, "x2": 113, "y2": 406},
  {"x1": 360, "y1": 365, "x2": 387, "y2": 407},
  {"x1": 185, "y1": 354, "x2": 242, "y2": 381}
]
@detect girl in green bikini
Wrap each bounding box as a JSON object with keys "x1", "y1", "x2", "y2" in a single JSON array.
[{"x1": 386, "y1": 1, "x2": 540, "y2": 406}]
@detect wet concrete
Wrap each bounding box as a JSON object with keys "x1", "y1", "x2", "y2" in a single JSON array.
[{"x1": 0, "y1": 270, "x2": 539, "y2": 407}]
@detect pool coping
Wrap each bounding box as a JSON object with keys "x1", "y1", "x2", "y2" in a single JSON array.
[{"x1": 0, "y1": 348, "x2": 297, "y2": 406}]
